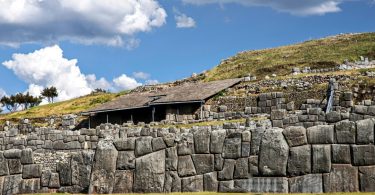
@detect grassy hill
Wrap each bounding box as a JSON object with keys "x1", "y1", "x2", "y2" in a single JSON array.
[
  {"x1": 205, "y1": 33, "x2": 375, "y2": 81},
  {"x1": 0, "y1": 92, "x2": 124, "y2": 122}
]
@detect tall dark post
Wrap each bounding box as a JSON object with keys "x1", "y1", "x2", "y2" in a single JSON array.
[{"x1": 325, "y1": 79, "x2": 335, "y2": 113}]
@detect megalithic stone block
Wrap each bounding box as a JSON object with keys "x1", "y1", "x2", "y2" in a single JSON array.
[
  {"x1": 259, "y1": 128, "x2": 289, "y2": 176},
  {"x1": 323, "y1": 164, "x2": 359, "y2": 192},
  {"x1": 289, "y1": 174, "x2": 323, "y2": 193},
  {"x1": 89, "y1": 140, "x2": 118, "y2": 194},
  {"x1": 359, "y1": 166, "x2": 375, "y2": 192},
  {"x1": 356, "y1": 119, "x2": 375, "y2": 144},
  {"x1": 133, "y1": 150, "x2": 165, "y2": 193},
  {"x1": 233, "y1": 177, "x2": 289, "y2": 193}
]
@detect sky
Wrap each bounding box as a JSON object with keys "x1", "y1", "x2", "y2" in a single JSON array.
[{"x1": 0, "y1": 0, "x2": 374, "y2": 102}]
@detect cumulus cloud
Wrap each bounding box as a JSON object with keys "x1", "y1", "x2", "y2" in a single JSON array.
[
  {"x1": 113, "y1": 74, "x2": 142, "y2": 90},
  {"x1": 2, "y1": 45, "x2": 145, "y2": 102},
  {"x1": 86, "y1": 74, "x2": 112, "y2": 91},
  {"x1": 174, "y1": 8, "x2": 196, "y2": 28},
  {"x1": 145, "y1": 80, "x2": 159, "y2": 85},
  {"x1": 182, "y1": 0, "x2": 343, "y2": 15},
  {"x1": 0, "y1": 0, "x2": 167, "y2": 47},
  {"x1": 133, "y1": 72, "x2": 151, "y2": 80}
]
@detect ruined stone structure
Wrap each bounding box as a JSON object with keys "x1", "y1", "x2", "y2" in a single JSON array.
[{"x1": 1, "y1": 111, "x2": 375, "y2": 194}]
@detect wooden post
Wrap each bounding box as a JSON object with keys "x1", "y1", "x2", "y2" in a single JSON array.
[
  {"x1": 88, "y1": 116, "x2": 91, "y2": 129},
  {"x1": 152, "y1": 107, "x2": 155, "y2": 122},
  {"x1": 106, "y1": 114, "x2": 109, "y2": 124},
  {"x1": 200, "y1": 102, "x2": 203, "y2": 120}
]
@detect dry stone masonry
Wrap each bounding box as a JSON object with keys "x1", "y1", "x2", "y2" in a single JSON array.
[{"x1": 0, "y1": 115, "x2": 375, "y2": 194}]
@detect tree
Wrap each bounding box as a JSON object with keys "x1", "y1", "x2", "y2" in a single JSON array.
[
  {"x1": 41, "y1": 86, "x2": 58, "y2": 103},
  {"x1": 0, "y1": 93, "x2": 42, "y2": 112}
]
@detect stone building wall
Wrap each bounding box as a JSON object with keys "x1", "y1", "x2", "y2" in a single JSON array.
[{"x1": 0, "y1": 116, "x2": 375, "y2": 194}]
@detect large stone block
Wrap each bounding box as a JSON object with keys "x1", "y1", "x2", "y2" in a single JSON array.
[
  {"x1": 218, "y1": 159, "x2": 236, "y2": 180},
  {"x1": 288, "y1": 145, "x2": 311, "y2": 176},
  {"x1": 191, "y1": 154, "x2": 214, "y2": 175},
  {"x1": 283, "y1": 126, "x2": 307, "y2": 147},
  {"x1": 259, "y1": 128, "x2": 289, "y2": 176},
  {"x1": 135, "y1": 136, "x2": 153, "y2": 157},
  {"x1": 359, "y1": 166, "x2": 375, "y2": 192},
  {"x1": 222, "y1": 133, "x2": 242, "y2": 159},
  {"x1": 19, "y1": 178, "x2": 40, "y2": 194},
  {"x1": 113, "y1": 138, "x2": 135, "y2": 151},
  {"x1": 250, "y1": 127, "x2": 266, "y2": 155},
  {"x1": 71, "y1": 151, "x2": 94, "y2": 189},
  {"x1": 178, "y1": 155, "x2": 196, "y2": 177},
  {"x1": 307, "y1": 125, "x2": 334, "y2": 144},
  {"x1": 177, "y1": 133, "x2": 194, "y2": 155},
  {"x1": 194, "y1": 127, "x2": 211, "y2": 153},
  {"x1": 271, "y1": 109, "x2": 286, "y2": 120},
  {"x1": 203, "y1": 172, "x2": 218, "y2": 192},
  {"x1": 116, "y1": 151, "x2": 135, "y2": 170},
  {"x1": 57, "y1": 162, "x2": 72, "y2": 186},
  {"x1": 332, "y1": 144, "x2": 351, "y2": 164},
  {"x1": 134, "y1": 150, "x2": 165, "y2": 193},
  {"x1": 352, "y1": 145, "x2": 375, "y2": 166},
  {"x1": 152, "y1": 137, "x2": 167, "y2": 152},
  {"x1": 3, "y1": 149, "x2": 21, "y2": 159},
  {"x1": 7, "y1": 159, "x2": 22, "y2": 174},
  {"x1": 241, "y1": 142, "x2": 250, "y2": 157},
  {"x1": 312, "y1": 145, "x2": 331, "y2": 173},
  {"x1": 356, "y1": 119, "x2": 374, "y2": 144},
  {"x1": 0, "y1": 152, "x2": 9, "y2": 176},
  {"x1": 233, "y1": 177, "x2": 288, "y2": 193},
  {"x1": 289, "y1": 174, "x2": 323, "y2": 193},
  {"x1": 166, "y1": 147, "x2": 178, "y2": 171},
  {"x1": 234, "y1": 158, "x2": 249, "y2": 179},
  {"x1": 335, "y1": 120, "x2": 356, "y2": 144},
  {"x1": 113, "y1": 170, "x2": 133, "y2": 193},
  {"x1": 89, "y1": 140, "x2": 118, "y2": 194},
  {"x1": 182, "y1": 175, "x2": 204, "y2": 192},
  {"x1": 22, "y1": 164, "x2": 41, "y2": 179},
  {"x1": 323, "y1": 164, "x2": 359, "y2": 192},
  {"x1": 249, "y1": 156, "x2": 258, "y2": 176},
  {"x1": 210, "y1": 130, "x2": 226, "y2": 154},
  {"x1": 2, "y1": 174, "x2": 22, "y2": 195},
  {"x1": 21, "y1": 148, "x2": 33, "y2": 164},
  {"x1": 164, "y1": 171, "x2": 181, "y2": 193},
  {"x1": 49, "y1": 173, "x2": 60, "y2": 188},
  {"x1": 214, "y1": 154, "x2": 224, "y2": 171}
]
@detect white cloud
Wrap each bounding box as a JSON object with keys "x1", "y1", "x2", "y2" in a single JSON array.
[
  {"x1": 2, "y1": 45, "x2": 108, "y2": 101},
  {"x1": 113, "y1": 74, "x2": 142, "y2": 90},
  {"x1": 2, "y1": 45, "x2": 157, "y2": 101},
  {"x1": 86, "y1": 74, "x2": 112, "y2": 91},
  {"x1": 0, "y1": 0, "x2": 167, "y2": 47},
  {"x1": 133, "y1": 72, "x2": 151, "y2": 80},
  {"x1": 174, "y1": 8, "x2": 196, "y2": 28},
  {"x1": 182, "y1": 0, "x2": 343, "y2": 15},
  {"x1": 145, "y1": 79, "x2": 159, "y2": 85}
]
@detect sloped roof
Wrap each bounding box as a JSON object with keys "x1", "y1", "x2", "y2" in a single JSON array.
[{"x1": 82, "y1": 78, "x2": 242, "y2": 114}]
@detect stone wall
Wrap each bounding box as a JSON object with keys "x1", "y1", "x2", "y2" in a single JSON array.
[{"x1": 0, "y1": 117, "x2": 375, "y2": 194}]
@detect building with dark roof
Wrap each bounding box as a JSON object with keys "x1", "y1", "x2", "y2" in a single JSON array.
[{"x1": 81, "y1": 78, "x2": 242, "y2": 127}]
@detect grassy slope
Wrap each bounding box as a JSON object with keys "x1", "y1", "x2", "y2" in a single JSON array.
[
  {"x1": 0, "y1": 92, "x2": 120, "y2": 121},
  {"x1": 205, "y1": 33, "x2": 375, "y2": 81}
]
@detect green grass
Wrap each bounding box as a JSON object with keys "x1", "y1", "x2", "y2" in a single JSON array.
[
  {"x1": 205, "y1": 32, "x2": 375, "y2": 81},
  {"x1": 0, "y1": 92, "x2": 121, "y2": 122}
]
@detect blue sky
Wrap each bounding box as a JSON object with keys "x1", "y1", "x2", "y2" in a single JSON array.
[{"x1": 0, "y1": 0, "x2": 374, "y2": 101}]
